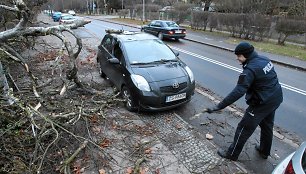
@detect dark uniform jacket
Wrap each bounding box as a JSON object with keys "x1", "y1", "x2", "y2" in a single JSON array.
[{"x1": 217, "y1": 51, "x2": 283, "y2": 110}]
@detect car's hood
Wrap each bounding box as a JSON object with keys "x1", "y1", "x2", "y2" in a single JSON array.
[{"x1": 131, "y1": 63, "x2": 187, "y2": 82}]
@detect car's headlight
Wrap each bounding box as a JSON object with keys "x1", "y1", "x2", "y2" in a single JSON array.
[
  {"x1": 185, "y1": 66, "x2": 194, "y2": 82},
  {"x1": 131, "y1": 74, "x2": 151, "y2": 92}
]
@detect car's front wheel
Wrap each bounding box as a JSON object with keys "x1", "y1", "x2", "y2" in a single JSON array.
[
  {"x1": 158, "y1": 32, "x2": 164, "y2": 40},
  {"x1": 121, "y1": 86, "x2": 137, "y2": 111}
]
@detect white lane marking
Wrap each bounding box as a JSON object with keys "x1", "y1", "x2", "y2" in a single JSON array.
[{"x1": 171, "y1": 46, "x2": 306, "y2": 96}]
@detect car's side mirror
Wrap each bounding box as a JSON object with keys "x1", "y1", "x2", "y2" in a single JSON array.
[
  {"x1": 108, "y1": 57, "x2": 120, "y2": 64},
  {"x1": 174, "y1": 52, "x2": 179, "y2": 56}
]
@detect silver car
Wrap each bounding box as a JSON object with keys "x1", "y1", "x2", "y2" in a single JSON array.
[{"x1": 272, "y1": 141, "x2": 306, "y2": 174}]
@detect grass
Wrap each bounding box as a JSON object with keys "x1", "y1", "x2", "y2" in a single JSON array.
[
  {"x1": 109, "y1": 17, "x2": 306, "y2": 61},
  {"x1": 227, "y1": 38, "x2": 306, "y2": 61}
]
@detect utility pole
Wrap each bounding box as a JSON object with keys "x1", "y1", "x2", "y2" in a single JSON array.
[
  {"x1": 122, "y1": 0, "x2": 123, "y2": 10},
  {"x1": 87, "y1": 0, "x2": 89, "y2": 14},
  {"x1": 304, "y1": 0, "x2": 306, "y2": 49},
  {"x1": 143, "y1": 0, "x2": 145, "y2": 24},
  {"x1": 61, "y1": 0, "x2": 64, "y2": 11}
]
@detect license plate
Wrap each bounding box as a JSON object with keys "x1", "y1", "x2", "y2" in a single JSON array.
[
  {"x1": 166, "y1": 93, "x2": 186, "y2": 102},
  {"x1": 175, "y1": 30, "x2": 181, "y2": 33}
]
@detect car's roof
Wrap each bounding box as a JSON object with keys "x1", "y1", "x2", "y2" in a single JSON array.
[
  {"x1": 152, "y1": 20, "x2": 176, "y2": 23},
  {"x1": 106, "y1": 30, "x2": 158, "y2": 42},
  {"x1": 62, "y1": 15, "x2": 74, "y2": 19}
]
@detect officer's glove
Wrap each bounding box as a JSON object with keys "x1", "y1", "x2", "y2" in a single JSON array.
[{"x1": 206, "y1": 105, "x2": 220, "y2": 114}]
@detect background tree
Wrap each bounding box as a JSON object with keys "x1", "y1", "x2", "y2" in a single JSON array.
[
  {"x1": 190, "y1": 11, "x2": 209, "y2": 30},
  {"x1": 275, "y1": 17, "x2": 306, "y2": 45},
  {"x1": 173, "y1": 2, "x2": 193, "y2": 24},
  {"x1": 201, "y1": 0, "x2": 213, "y2": 11}
]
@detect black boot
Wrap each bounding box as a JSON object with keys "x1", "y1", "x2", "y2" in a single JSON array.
[
  {"x1": 217, "y1": 149, "x2": 238, "y2": 161},
  {"x1": 255, "y1": 144, "x2": 268, "y2": 159}
]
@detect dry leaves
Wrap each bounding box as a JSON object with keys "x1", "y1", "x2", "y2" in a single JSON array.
[
  {"x1": 126, "y1": 167, "x2": 133, "y2": 174},
  {"x1": 100, "y1": 138, "x2": 111, "y2": 148},
  {"x1": 175, "y1": 124, "x2": 182, "y2": 130},
  {"x1": 92, "y1": 126, "x2": 101, "y2": 135},
  {"x1": 144, "y1": 148, "x2": 152, "y2": 154},
  {"x1": 99, "y1": 169, "x2": 106, "y2": 174}
]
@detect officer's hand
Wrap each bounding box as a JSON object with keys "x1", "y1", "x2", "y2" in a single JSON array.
[{"x1": 206, "y1": 106, "x2": 220, "y2": 114}]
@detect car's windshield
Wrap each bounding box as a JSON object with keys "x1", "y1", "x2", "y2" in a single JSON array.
[
  {"x1": 123, "y1": 39, "x2": 176, "y2": 65},
  {"x1": 165, "y1": 21, "x2": 179, "y2": 27}
]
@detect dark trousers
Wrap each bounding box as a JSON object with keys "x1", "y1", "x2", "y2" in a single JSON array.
[{"x1": 226, "y1": 105, "x2": 278, "y2": 159}]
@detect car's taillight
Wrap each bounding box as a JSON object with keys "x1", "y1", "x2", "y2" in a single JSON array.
[
  {"x1": 168, "y1": 31, "x2": 174, "y2": 35},
  {"x1": 284, "y1": 160, "x2": 295, "y2": 174},
  {"x1": 183, "y1": 30, "x2": 186, "y2": 34}
]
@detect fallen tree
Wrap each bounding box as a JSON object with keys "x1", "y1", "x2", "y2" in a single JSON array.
[{"x1": 0, "y1": 1, "x2": 124, "y2": 173}]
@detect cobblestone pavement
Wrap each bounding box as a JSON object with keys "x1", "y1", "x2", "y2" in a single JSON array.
[{"x1": 140, "y1": 112, "x2": 221, "y2": 173}]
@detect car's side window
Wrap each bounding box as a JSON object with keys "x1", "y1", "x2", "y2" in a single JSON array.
[
  {"x1": 155, "y1": 21, "x2": 162, "y2": 27},
  {"x1": 113, "y1": 43, "x2": 124, "y2": 65},
  {"x1": 101, "y1": 36, "x2": 113, "y2": 53}
]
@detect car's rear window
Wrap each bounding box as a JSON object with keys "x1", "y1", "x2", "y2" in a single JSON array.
[
  {"x1": 165, "y1": 22, "x2": 179, "y2": 27},
  {"x1": 123, "y1": 39, "x2": 176, "y2": 64}
]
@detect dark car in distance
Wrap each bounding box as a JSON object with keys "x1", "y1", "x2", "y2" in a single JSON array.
[
  {"x1": 141, "y1": 20, "x2": 186, "y2": 41},
  {"x1": 97, "y1": 30, "x2": 195, "y2": 111}
]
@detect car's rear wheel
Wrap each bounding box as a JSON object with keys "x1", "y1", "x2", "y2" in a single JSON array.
[
  {"x1": 122, "y1": 86, "x2": 137, "y2": 111},
  {"x1": 99, "y1": 65, "x2": 106, "y2": 78},
  {"x1": 175, "y1": 38, "x2": 179, "y2": 41},
  {"x1": 158, "y1": 32, "x2": 164, "y2": 40}
]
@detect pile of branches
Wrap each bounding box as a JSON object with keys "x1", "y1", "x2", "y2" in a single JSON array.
[{"x1": 0, "y1": 0, "x2": 126, "y2": 173}]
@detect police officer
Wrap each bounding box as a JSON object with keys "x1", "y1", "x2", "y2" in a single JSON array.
[{"x1": 206, "y1": 42, "x2": 283, "y2": 161}]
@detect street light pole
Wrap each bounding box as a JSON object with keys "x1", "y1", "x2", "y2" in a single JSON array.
[
  {"x1": 122, "y1": 0, "x2": 123, "y2": 10},
  {"x1": 142, "y1": 0, "x2": 145, "y2": 24},
  {"x1": 304, "y1": 0, "x2": 306, "y2": 49}
]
